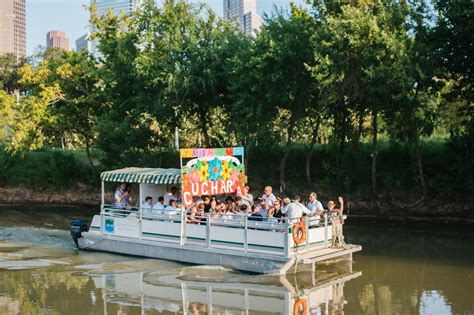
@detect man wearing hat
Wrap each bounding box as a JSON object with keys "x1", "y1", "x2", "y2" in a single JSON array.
[{"x1": 281, "y1": 195, "x2": 311, "y2": 223}]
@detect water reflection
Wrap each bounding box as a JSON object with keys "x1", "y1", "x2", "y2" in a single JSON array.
[
  {"x1": 1, "y1": 207, "x2": 474, "y2": 314},
  {"x1": 90, "y1": 263, "x2": 360, "y2": 314}
]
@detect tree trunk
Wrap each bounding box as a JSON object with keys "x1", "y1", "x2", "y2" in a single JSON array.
[
  {"x1": 413, "y1": 130, "x2": 427, "y2": 199},
  {"x1": 306, "y1": 119, "x2": 320, "y2": 186},
  {"x1": 280, "y1": 118, "x2": 295, "y2": 193},
  {"x1": 371, "y1": 110, "x2": 378, "y2": 197},
  {"x1": 199, "y1": 111, "x2": 211, "y2": 147},
  {"x1": 85, "y1": 139, "x2": 94, "y2": 168}
]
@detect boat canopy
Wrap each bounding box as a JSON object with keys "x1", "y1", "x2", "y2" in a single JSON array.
[{"x1": 100, "y1": 167, "x2": 181, "y2": 185}]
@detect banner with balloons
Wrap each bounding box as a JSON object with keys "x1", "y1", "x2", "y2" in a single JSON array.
[{"x1": 179, "y1": 147, "x2": 247, "y2": 208}]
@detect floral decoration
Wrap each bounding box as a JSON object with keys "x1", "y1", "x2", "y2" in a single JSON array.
[{"x1": 208, "y1": 157, "x2": 222, "y2": 181}]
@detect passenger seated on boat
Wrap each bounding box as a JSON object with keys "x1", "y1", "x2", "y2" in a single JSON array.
[
  {"x1": 141, "y1": 196, "x2": 153, "y2": 212},
  {"x1": 196, "y1": 203, "x2": 206, "y2": 225},
  {"x1": 307, "y1": 192, "x2": 324, "y2": 217},
  {"x1": 240, "y1": 185, "x2": 254, "y2": 208},
  {"x1": 281, "y1": 195, "x2": 310, "y2": 224},
  {"x1": 239, "y1": 204, "x2": 249, "y2": 215},
  {"x1": 206, "y1": 197, "x2": 217, "y2": 213},
  {"x1": 261, "y1": 186, "x2": 276, "y2": 208},
  {"x1": 163, "y1": 199, "x2": 178, "y2": 215},
  {"x1": 271, "y1": 199, "x2": 284, "y2": 222},
  {"x1": 164, "y1": 186, "x2": 179, "y2": 205},
  {"x1": 248, "y1": 204, "x2": 264, "y2": 221},
  {"x1": 153, "y1": 196, "x2": 165, "y2": 212},
  {"x1": 114, "y1": 183, "x2": 127, "y2": 209},
  {"x1": 258, "y1": 198, "x2": 269, "y2": 218}
]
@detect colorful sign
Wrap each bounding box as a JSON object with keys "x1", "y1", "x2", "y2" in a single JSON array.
[{"x1": 180, "y1": 147, "x2": 247, "y2": 208}]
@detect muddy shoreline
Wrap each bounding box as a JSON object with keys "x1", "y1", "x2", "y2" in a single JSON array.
[{"x1": 0, "y1": 187, "x2": 472, "y2": 220}]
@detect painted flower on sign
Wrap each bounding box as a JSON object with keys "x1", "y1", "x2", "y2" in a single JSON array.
[
  {"x1": 208, "y1": 157, "x2": 222, "y2": 181},
  {"x1": 220, "y1": 160, "x2": 232, "y2": 180},
  {"x1": 188, "y1": 169, "x2": 200, "y2": 184},
  {"x1": 181, "y1": 173, "x2": 191, "y2": 192},
  {"x1": 230, "y1": 169, "x2": 239, "y2": 184},
  {"x1": 238, "y1": 173, "x2": 247, "y2": 188}
]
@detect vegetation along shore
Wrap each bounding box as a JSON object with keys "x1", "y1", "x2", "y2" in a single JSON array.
[{"x1": 0, "y1": 1, "x2": 472, "y2": 218}]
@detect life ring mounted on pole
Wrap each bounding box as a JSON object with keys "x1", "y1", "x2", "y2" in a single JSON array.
[
  {"x1": 292, "y1": 218, "x2": 307, "y2": 245},
  {"x1": 293, "y1": 298, "x2": 307, "y2": 315}
]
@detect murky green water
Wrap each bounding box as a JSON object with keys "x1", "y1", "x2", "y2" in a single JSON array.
[{"x1": 0, "y1": 206, "x2": 473, "y2": 314}]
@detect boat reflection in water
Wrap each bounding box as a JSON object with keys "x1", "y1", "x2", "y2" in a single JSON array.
[{"x1": 90, "y1": 260, "x2": 360, "y2": 314}]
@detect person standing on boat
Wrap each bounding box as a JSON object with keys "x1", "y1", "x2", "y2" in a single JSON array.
[
  {"x1": 307, "y1": 192, "x2": 324, "y2": 217},
  {"x1": 114, "y1": 183, "x2": 127, "y2": 209},
  {"x1": 240, "y1": 186, "x2": 254, "y2": 208},
  {"x1": 281, "y1": 195, "x2": 310, "y2": 224},
  {"x1": 261, "y1": 186, "x2": 276, "y2": 207},
  {"x1": 164, "y1": 186, "x2": 179, "y2": 205}
]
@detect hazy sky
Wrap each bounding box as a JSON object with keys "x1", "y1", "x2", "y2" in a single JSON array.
[{"x1": 26, "y1": 0, "x2": 308, "y2": 55}]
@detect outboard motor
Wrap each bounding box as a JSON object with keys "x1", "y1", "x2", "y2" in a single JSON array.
[{"x1": 70, "y1": 219, "x2": 88, "y2": 248}]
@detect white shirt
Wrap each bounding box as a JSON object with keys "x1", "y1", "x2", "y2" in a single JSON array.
[
  {"x1": 307, "y1": 200, "x2": 323, "y2": 215},
  {"x1": 153, "y1": 202, "x2": 165, "y2": 212},
  {"x1": 163, "y1": 205, "x2": 177, "y2": 215},
  {"x1": 141, "y1": 202, "x2": 152, "y2": 212},
  {"x1": 281, "y1": 202, "x2": 310, "y2": 222},
  {"x1": 262, "y1": 193, "x2": 276, "y2": 207},
  {"x1": 164, "y1": 193, "x2": 178, "y2": 206}
]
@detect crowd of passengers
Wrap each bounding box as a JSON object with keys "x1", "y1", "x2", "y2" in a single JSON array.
[{"x1": 114, "y1": 183, "x2": 344, "y2": 225}]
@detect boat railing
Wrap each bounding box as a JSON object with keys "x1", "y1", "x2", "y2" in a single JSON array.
[{"x1": 98, "y1": 204, "x2": 337, "y2": 258}]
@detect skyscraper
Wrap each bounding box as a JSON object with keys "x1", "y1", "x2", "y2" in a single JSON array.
[
  {"x1": 46, "y1": 31, "x2": 69, "y2": 51},
  {"x1": 223, "y1": 0, "x2": 262, "y2": 37},
  {"x1": 95, "y1": 0, "x2": 143, "y2": 16},
  {"x1": 76, "y1": 0, "x2": 144, "y2": 55},
  {"x1": 0, "y1": 0, "x2": 26, "y2": 59}
]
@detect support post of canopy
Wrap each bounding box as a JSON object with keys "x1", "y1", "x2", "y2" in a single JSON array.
[{"x1": 100, "y1": 180, "x2": 105, "y2": 235}]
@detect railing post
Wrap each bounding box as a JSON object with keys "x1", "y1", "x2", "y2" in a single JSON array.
[
  {"x1": 206, "y1": 213, "x2": 211, "y2": 248},
  {"x1": 244, "y1": 215, "x2": 248, "y2": 253},
  {"x1": 138, "y1": 207, "x2": 142, "y2": 240},
  {"x1": 324, "y1": 213, "x2": 328, "y2": 248},
  {"x1": 180, "y1": 206, "x2": 186, "y2": 246},
  {"x1": 284, "y1": 219, "x2": 289, "y2": 258},
  {"x1": 305, "y1": 215, "x2": 310, "y2": 251},
  {"x1": 100, "y1": 210, "x2": 104, "y2": 235}
]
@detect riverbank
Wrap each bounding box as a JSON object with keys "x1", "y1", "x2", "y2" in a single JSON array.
[{"x1": 1, "y1": 186, "x2": 472, "y2": 220}]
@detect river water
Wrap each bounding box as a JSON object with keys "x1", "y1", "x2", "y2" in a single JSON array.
[{"x1": 0, "y1": 206, "x2": 472, "y2": 315}]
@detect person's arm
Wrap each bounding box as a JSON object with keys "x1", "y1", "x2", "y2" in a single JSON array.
[{"x1": 338, "y1": 196, "x2": 344, "y2": 214}]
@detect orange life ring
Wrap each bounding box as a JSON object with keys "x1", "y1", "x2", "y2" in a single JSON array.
[
  {"x1": 292, "y1": 220, "x2": 306, "y2": 245},
  {"x1": 293, "y1": 298, "x2": 307, "y2": 315}
]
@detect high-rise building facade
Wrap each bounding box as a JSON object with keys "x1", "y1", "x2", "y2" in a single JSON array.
[
  {"x1": 0, "y1": 0, "x2": 26, "y2": 58},
  {"x1": 46, "y1": 31, "x2": 69, "y2": 50},
  {"x1": 76, "y1": 0, "x2": 143, "y2": 55},
  {"x1": 223, "y1": 0, "x2": 262, "y2": 37},
  {"x1": 75, "y1": 33, "x2": 94, "y2": 52},
  {"x1": 95, "y1": 0, "x2": 143, "y2": 16}
]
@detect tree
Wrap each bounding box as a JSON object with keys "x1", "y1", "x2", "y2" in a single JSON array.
[
  {"x1": 246, "y1": 5, "x2": 318, "y2": 191},
  {"x1": 0, "y1": 53, "x2": 26, "y2": 94},
  {"x1": 310, "y1": 0, "x2": 411, "y2": 196}
]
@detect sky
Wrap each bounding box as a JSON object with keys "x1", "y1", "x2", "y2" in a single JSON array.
[{"x1": 26, "y1": 0, "x2": 308, "y2": 55}]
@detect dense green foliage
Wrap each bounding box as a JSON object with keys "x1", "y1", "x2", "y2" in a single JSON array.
[{"x1": 0, "y1": 0, "x2": 472, "y2": 201}]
